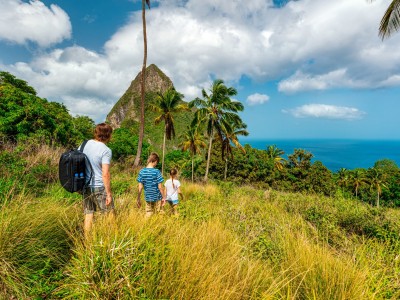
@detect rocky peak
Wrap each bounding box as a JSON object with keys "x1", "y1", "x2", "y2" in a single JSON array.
[{"x1": 106, "y1": 64, "x2": 174, "y2": 128}]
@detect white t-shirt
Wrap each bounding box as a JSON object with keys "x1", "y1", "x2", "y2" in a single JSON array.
[
  {"x1": 81, "y1": 139, "x2": 112, "y2": 187},
  {"x1": 164, "y1": 179, "x2": 181, "y2": 201}
]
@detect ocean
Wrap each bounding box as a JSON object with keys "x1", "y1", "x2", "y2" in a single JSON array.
[{"x1": 242, "y1": 139, "x2": 400, "y2": 172}]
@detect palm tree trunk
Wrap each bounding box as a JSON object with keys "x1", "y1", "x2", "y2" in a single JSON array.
[
  {"x1": 204, "y1": 133, "x2": 213, "y2": 182},
  {"x1": 224, "y1": 158, "x2": 228, "y2": 181},
  {"x1": 377, "y1": 191, "x2": 380, "y2": 208},
  {"x1": 133, "y1": 0, "x2": 147, "y2": 167},
  {"x1": 162, "y1": 128, "x2": 166, "y2": 175},
  {"x1": 191, "y1": 157, "x2": 194, "y2": 183}
]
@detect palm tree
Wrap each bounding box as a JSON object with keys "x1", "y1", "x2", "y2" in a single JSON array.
[
  {"x1": 179, "y1": 124, "x2": 206, "y2": 182},
  {"x1": 349, "y1": 169, "x2": 367, "y2": 198},
  {"x1": 150, "y1": 87, "x2": 188, "y2": 175},
  {"x1": 221, "y1": 122, "x2": 249, "y2": 180},
  {"x1": 266, "y1": 145, "x2": 285, "y2": 171},
  {"x1": 189, "y1": 79, "x2": 244, "y2": 182},
  {"x1": 378, "y1": 0, "x2": 400, "y2": 39},
  {"x1": 336, "y1": 168, "x2": 349, "y2": 194},
  {"x1": 287, "y1": 149, "x2": 313, "y2": 169},
  {"x1": 134, "y1": 0, "x2": 151, "y2": 167},
  {"x1": 367, "y1": 168, "x2": 387, "y2": 208}
]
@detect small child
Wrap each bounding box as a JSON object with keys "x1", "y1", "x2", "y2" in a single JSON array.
[
  {"x1": 164, "y1": 168, "x2": 183, "y2": 215},
  {"x1": 137, "y1": 153, "x2": 166, "y2": 217}
]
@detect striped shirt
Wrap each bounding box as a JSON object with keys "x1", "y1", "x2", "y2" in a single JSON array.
[{"x1": 137, "y1": 167, "x2": 164, "y2": 202}]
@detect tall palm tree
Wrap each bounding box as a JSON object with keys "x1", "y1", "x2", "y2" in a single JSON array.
[
  {"x1": 266, "y1": 145, "x2": 285, "y2": 171},
  {"x1": 150, "y1": 87, "x2": 188, "y2": 175},
  {"x1": 367, "y1": 168, "x2": 387, "y2": 208},
  {"x1": 134, "y1": 0, "x2": 151, "y2": 167},
  {"x1": 221, "y1": 122, "x2": 249, "y2": 180},
  {"x1": 336, "y1": 168, "x2": 349, "y2": 194},
  {"x1": 189, "y1": 79, "x2": 244, "y2": 182},
  {"x1": 349, "y1": 169, "x2": 367, "y2": 198},
  {"x1": 179, "y1": 124, "x2": 206, "y2": 182},
  {"x1": 378, "y1": 0, "x2": 400, "y2": 39}
]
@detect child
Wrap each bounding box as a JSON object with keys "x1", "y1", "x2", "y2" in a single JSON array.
[
  {"x1": 137, "y1": 153, "x2": 166, "y2": 217},
  {"x1": 164, "y1": 168, "x2": 183, "y2": 215}
]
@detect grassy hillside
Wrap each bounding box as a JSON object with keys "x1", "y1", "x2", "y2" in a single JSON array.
[{"x1": 1, "y1": 145, "x2": 400, "y2": 299}]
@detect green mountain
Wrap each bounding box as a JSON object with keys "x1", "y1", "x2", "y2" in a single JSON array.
[{"x1": 106, "y1": 64, "x2": 193, "y2": 153}]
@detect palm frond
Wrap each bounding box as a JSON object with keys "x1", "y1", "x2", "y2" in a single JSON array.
[{"x1": 379, "y1": 0, "x2": 400, "y2": 39}]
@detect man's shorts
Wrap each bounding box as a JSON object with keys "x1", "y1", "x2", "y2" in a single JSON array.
[{"x1": 83, "y1": 186, "x2": 114, "y2": 214}]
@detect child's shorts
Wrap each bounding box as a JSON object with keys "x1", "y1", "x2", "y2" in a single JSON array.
[{"x1": 167, "y1": 199, "x2": 179, "y2": 205}]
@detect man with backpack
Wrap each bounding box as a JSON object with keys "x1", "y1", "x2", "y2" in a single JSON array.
[{"x1": 81, "y1": 123, "x2": 114, "y2": 236}]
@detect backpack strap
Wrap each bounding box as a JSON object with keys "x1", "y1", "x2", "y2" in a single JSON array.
[
  {"x1": 78, "y1": 140, "x2": 94, "y2": 190},
  {"x1": 79, "y1": 140, "x2": 89, "y2": 152}
]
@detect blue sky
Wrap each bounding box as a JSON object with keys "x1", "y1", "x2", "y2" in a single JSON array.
[{"x1": 1, "y1": 0, "x2": 400, "y2": 140}]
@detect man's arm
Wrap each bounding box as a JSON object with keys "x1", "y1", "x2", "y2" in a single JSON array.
[
  {"x1": 102, "y1": 163, "x2": 112, "y2": 206},
  {"x1": 137, "y1": 183, "x2": 143, "y2": 208}
]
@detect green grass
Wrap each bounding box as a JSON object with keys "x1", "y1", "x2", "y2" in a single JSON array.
[{"x1": 1, "y1": 159, "x2": 400, "y2": 299}]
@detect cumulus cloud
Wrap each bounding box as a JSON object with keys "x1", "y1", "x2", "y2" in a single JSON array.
[
  {"x1": 3, "y1": 46, "x2": 130, "y2": 121},
  {"x1": 246, "y1": 93, "x2": 270, "y2": 106},
  {"x1": 0, "y1": 0, "x2": 71, "y2": 47},
  {"x1": 283, "y1": 104, "x2": 366, "y2": 120},
  {"x1": 2, "y1": 0, "x2": 400, "y2": 121}
]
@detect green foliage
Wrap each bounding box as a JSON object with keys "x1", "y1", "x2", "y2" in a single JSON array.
[
  {"x1": 0, "y1": 150, "x2": 26, "y2": 203},
  {"x1": 164, "y1": 149, "x2": 190, "y2": 173},
  {"x1": 72, "y1": 115, "x2": 95, "y2": 141},
  {"x1": 0, "y1": 71, "x2": 95, "y2": 147},
  {"x1": 0, "y1": 71, "x2": 36, "y2": 95},
  {"x1": 107, "y1": 128, "x2": 150, "y2": 161}
]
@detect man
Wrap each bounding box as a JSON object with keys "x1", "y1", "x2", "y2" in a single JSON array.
[{"x1": 81, "y1": 123, "x2": 113, "y2": 235}]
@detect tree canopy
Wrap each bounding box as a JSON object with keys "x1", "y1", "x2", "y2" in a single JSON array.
[{"x1": 0, "y1": 71, "x2": 94, "y2": 146}]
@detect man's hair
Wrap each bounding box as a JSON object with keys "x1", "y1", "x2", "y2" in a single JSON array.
[
  {"x1": 94, "y1": 123, "x2": 113, "y2": 142},
  {"x1": 147, "y1": 152, "x2": 159, "y2": 164}
]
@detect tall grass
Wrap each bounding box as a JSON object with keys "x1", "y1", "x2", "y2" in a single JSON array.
[
  {"x1": 59, "y1": 211, "x2": 275, "y2": 299},
  {"x1": 1, "y1": 145, "x2": 400, "y2": 299},
  {"x1": 0, "y1": 193, "x2": 80, "y2": 298}
]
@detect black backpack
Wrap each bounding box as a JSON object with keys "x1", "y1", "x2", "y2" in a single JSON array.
[{"x1": 59, "y1": 140, "x2": 93, "y2": 193}]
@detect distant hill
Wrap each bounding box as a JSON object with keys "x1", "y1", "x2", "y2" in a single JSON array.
[{"x1": 106, "y1": 64, "x2": 193, "y2": 152}]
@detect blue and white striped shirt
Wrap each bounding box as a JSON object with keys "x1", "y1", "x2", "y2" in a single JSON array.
[{"x1": 137, "y1": 168, "x2": 164, "y2": 202}]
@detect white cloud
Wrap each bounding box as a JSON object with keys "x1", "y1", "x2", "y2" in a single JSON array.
[
  {"x1": 246, "y1": 93, "x2": 270, "y2": 106},
  {"x1": 278, "y1": 69, "x2": 368, "y2": 93},
  {"x1": 283, "y1": 104, "x2": 366, "y2": 120},
  {"x1": 3, "y1": 46, "x2": 129, "y2": 122},
  {"x1": 2, "y1": 0, "x2": 400, "y2": 121},
  {"x1": 0, "y1": 0, "x2": 71, "y2": 47}
]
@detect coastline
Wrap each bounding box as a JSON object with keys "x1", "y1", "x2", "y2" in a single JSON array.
[{"x1": 241, "y1": 139, "x2": 400, "y2": 172}]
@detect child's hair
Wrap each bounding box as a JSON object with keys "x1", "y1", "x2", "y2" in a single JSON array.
[
  {"x1": 147, "y1": 152, "x2": 159, "y2": 164},
  {"x1": 170, "y1": 168, "x2": 178, "y2": 189}
]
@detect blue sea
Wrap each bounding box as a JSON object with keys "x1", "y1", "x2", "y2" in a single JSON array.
[{"x1": 243, "y1": 139, "x2": 400, "y2": 172}]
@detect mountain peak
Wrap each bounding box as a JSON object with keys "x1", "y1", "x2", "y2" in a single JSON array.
[{"x1": 106, "y1": 64, "x2": 174, "y2": 128}]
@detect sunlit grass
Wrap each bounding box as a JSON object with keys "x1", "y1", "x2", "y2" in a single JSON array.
[
  {"x1": 1, "y1": 150, "x2": 400, "y2": 299},
  {"x1": 0, "y1": 193, "x2": 79, "y2": 298}
]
